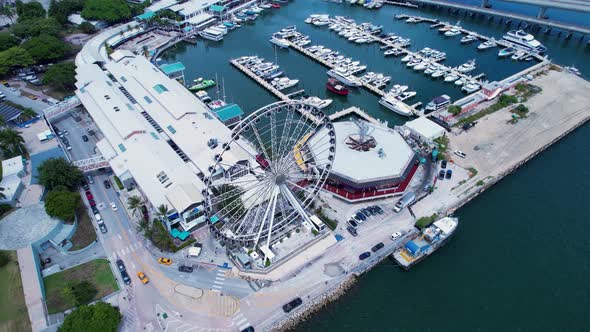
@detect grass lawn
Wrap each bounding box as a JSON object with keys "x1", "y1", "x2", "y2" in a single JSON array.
[
  {"x1": 0, "y1": 251, "x2": 31, "y2": 332},
  {"x1": 44, "y1": 259, "x2": 118, "y2": 314},
  {"x1": 69, "y1": 207, "x2": 97, "y2": 251}
]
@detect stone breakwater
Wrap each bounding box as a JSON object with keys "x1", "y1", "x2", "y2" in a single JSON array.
[{"x1": 271, "y1": 275, "x2": 358, "y2": 332}]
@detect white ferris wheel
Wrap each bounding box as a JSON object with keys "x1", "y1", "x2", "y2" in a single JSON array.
[{"x1": 203, "y1": 100, "x2": 336, "y2": 247}]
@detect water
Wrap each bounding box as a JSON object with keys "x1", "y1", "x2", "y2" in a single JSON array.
[{"x1": 162, "y1": 1, "x2": 590, "y2": 330}]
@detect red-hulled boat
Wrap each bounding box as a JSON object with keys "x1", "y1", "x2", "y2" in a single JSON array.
[
  {"x1": 271, "y1": 3, "x2": 280, "y2": 8},
  {"x1": 326, "y1": 78, "x2": 349, "y2": 95}
]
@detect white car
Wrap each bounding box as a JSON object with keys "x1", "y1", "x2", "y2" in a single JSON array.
[
  {"x1": 110, "y1": 202, "x2": 118, "y2": 211},
  {"x1": 454, "y1": 150, "x2": 467, "y2": 158},
  {"x1": 391, "y1": 231, "x2": 403, "y2": 240}
]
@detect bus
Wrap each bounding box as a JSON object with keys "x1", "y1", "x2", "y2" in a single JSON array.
[{"x1": 309, "y1": 215, "x2": 326, "y2": 232}]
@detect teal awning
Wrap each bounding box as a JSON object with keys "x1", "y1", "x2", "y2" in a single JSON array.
[
  {"x1": 136, "y1": 11, "x2": 156, "y2": 21},
  {"x1": 209, "y1": 4, "x2": 226, "y2": 12},
  {"x1": 160, "y1": 62, "x2": 186, "y2": 75},
  {"x1": 214, "y1": 103, "x2": 243, "y2": 121},
  {"x1": 170, "y1": 228, "x2": 181, "y2": 238},
  {"x1": 178, "y1": 231, "x2": 190, "y2": 241}
]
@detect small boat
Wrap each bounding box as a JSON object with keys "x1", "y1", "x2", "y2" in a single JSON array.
[
  {"x1": 401, "y1": 54, "x2": 413, "y2": 63},
  {"x1": 189, "y1": 79, "x2": 215, "y2": 91},
  {"x1": 326, "y1": 78, "x2": 349, "y2": 95},
  {"x1": 302, "y1": 96, "x2": 333, "y2": 109},
  {"x1": 444, "y1": 74, "x2": 459, "y2": 82},
  {"x1": 271, "y1": 3, "x2": 281, "y2": 8},
  {"x1": 457, "y1": 59, "x2": 476, "y2": 73},
  {"x1": 498, "y1": 47, "x2": 516, "y2": 57},
  {"x1": 462, "y1": 82, "x2": 481, "y2": 93},
  {"x1": 413, "y1": 62, "x2": 428, "y2": 71},
  {"x1": 424, "y1": 65, "x2": 438, "y2": 75},
  {"x1": 431, "y1": 70, "x2": 446, "y2": 78},
  {"x1": 454, "y1": 77, "x2": 466, "y2": 86},
  {"x1": 511, "y1": 50, "x2": 526, "y2": 61},
  {"x1": 396, "y1": 91, "x2": 416, "y2": 101},
  {"x1": 565, "y1": 66, "x2": 581, "y2": 76},
  {"x1": 444, "y1": 29, "x2": 461, "y2": 37},
  {"x1": 477, "y1": 39, "x2": 497, "y2": 50},
  {"x1": 270, "y1": 35, "x2": 290, "y2": 48},
  {"x1": 460, "y1": 34, "x2": 478, "y2": 44}
]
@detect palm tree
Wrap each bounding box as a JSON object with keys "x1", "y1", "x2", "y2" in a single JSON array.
[
  {"x1": 0, "y1": 4, "x2": 16, "y2": 25},
  {"x1": 0, "y1": 129, "x2": 25, "y2": 158},
  {"x1": 127, "y1": 195, "x2": 143, "y2": 218},
  {"x1": 154, "y1": 204, "x2": 168, "y2": 221},
  {"x1": 0, "y1": 187, "x2": 6, "y2": 200}
]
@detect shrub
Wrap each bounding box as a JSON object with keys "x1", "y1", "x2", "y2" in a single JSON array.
[
  {"x1": 0, "y1": 251, "x2": 11, "y2": 267},
  {"x1": 415, "y1": 213, "x2": 438, "y2": 229},
  {"x1": 448, "y1": 105, "x2": 462, "y2": 115}
]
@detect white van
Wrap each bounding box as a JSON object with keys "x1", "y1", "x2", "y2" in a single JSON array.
[{"x1": 393, "y1": 192, "x2": 416, "y2": 213}]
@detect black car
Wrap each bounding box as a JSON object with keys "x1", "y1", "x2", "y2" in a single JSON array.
[
  {"x1": 359, "y1": 252, "x2": 371, "y2": 260},
  {"x1": 374, "y1": 206, "x2": 384, "y2": 214},
  {"x1": 361, "y1": 208, "x2": 371, "y2": 216},
  {"x1": 121, "y1": 270, "x2": 131, "y2": 285},
  {"x1": 462, "y1": 121, "x2": 477, "y2": 131},
  {"x1": 438, "y1": 170, "x2": 445, "y2": 180},
  {"x1": 371, "y1": 242, "x2": 385, "y2": 252},
  {"x1": 99, "y1": 222, "x2": 107, "y2": 234},
  {"x1": 241, "y1": 326, "x2": 255, "y2": 332},
  {"x1": 178, "y1": 265, "x2": 194, "y2": 273},
  {"x1": 62, "y1": 137, "x2": 69, "y2": 145},
  {"x1": 92, "y1": 206, "x2": 99, "y2": 214},
  {"x1": 116, "y1": 259, "x2": 126, "y2": 272},
  {"x1": 441, "y1": 159, "x2": 447, "y2": 169},
  {"x1": 104, "y1": 180, "x2": 111, "y2": 189},
  {"x1": 82, "y1": 135, "x2": 89, "y2": 142},
  {"x1": 446, "y1": 169, "x2": 453, "y2": 179},
  {"x1": 82, "y1": 181, "x2": 89, "y2": 191},
  {"x1": 347, "y1": 226, "x2": 358, "y2": 237},
  {"x1": 355, "y1": 212, "x2": 367, "y2": 221},
  {"x1": 347, "y1": 218, "x2": 358, "y2": 228},
  {"x1": 282, "y1": 297, "x2": 303, "y2": 313}
]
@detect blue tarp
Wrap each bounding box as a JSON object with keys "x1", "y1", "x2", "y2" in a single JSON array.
[
  {"x1": 170, "y1": 228, "x2": 181, "y2": 238},
  {"x1": 178, "y1": 231, "x2": 190, "y2": 241},
  {"x1": 405, "y1": 240, "x2": 420, "y2": 256}
]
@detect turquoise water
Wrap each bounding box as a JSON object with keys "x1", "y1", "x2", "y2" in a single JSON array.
[{"x1": 162, "y1": 1, "x2": 590, "y2": 330}]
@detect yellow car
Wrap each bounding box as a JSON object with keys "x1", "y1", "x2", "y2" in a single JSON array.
[
  {"x1": 137, "y1": 272, "x2": 149, "y2": 284},
  {"x1": 158, "y1": 257, "x2": 172, "y2": 265}
]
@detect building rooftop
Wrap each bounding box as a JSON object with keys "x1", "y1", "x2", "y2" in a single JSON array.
[
  {"x1": 2, "y1": 155, "x2": 24, "y2": 177},
  {"x1": 310, "y1": 121, "x2": 414, "y2": 183},
  {"x1": 214, "y1": 103, "x2": 243, "y2": 121},
  {"x1": 0, "y1": 102, "x2": 22, "y2": 122},
  {"x1": 404, "y1": 116, "x2": 446, "y2": 141},
  {"x1": 160, "y1": 62, "x2": 186, "y2": 75}
]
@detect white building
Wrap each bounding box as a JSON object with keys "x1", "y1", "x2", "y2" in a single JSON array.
[
  {"x1": 75, "y1": 26, "x2": 255, "y2": 231},
  {"x1": 403, "y1": 116, "x2": 446, "y2": 143},
  {"x1": 0, "y1": 156, "x2": 25, "y2": 206}
]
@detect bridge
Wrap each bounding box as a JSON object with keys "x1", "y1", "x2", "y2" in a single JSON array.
[
  {"x1": 483, "y1": 0, "x2": 590, "y2": 18},
  {"x1": 43, "y1": 96, "x2": 82, "y2": 119},
  {"x1": 72, "y1": 155, "x2": 110, "y2": 172},
  {"x1": 410, "y1": 0, "x2": 590, "y2": 37}
]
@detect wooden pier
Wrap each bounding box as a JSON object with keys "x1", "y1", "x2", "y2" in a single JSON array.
[{"x1": 329, "y1": 106, "x2": 381, "y2": 125}]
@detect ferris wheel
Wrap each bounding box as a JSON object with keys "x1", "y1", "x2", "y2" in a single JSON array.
[{"x1": 203, "y1": 100, "x2": 336, "y2": 247}]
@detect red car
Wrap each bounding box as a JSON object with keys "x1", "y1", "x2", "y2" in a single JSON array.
[
  {"x1": 89, "y1": 199, "x2": 96, "y2": 207},
  {"x1": 271, "y1": 3, "x2": 280, "y2": 8},
  {"x1": 86, "y1": 191, "x2": 93, "y2": 200}
]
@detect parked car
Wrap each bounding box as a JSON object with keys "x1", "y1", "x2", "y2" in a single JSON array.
[
  {"x1": 454, "y1": 150, "x2": 466, "y2": 158},
  {"x1": 137, "y1": 272, "x2": 149, "y2": 284},
  {"x1": 347, "y1": 218, "x2": 358, "y2": 228},
  {"x1": 441, "y1": 159, "x2": 447, "y2": 169},
  {"x1": 91, "y1": 206, "x2": 99, "y2": 214},
  {"x1": 158, "y1": 257, "x2": 172, "y2": 265},
  {"x1": 438, "y1": 170, "x2": 445, "y2": 180},
  {"x1": 359, "y1": 252, "x2": 371, "y2": 260},
  {"x1": 241, "y1": 327, "x2": 255, "y2": 332},
  {"x1": 103, "y1": 180, "x2": 111, "y2": 189},
  {"x1": 116, "y1": 259, "x2": 126, "y2": 272},
  {"x1": 371, "y1": 243, "x2": 385, "y2": 252},
  {"x1": 82, "y1": 135, "x2": 88, "y2": 142},
  {"x1": 98, "y1": 222, "x2": 107, "y2": 234},
  {"x1": 110, "y1": 202, "x2": 117, "y2": 211},
  {"x1": 86, "y1": 191, "x2": 93, "y2": 200},
  {"x1": 355, "y1": 212, "x2": 367, "y2": 221},
  {"x1": 391, "y1": 231, "x2": 402, "y2": 240},
  {"x1": 446, "y1": 169, "x2": 453, "y2": 179},
  {"x1": 87, "y1": 175, "x2": 94, "y2": 184},
  {"x1": 82, "y1": 181, "x2": 89, "y2": 191},
  {"x1": 121, "y1": 270, "x2": 131, "y2": 285},
  {"x1": 1, "y1": 80, "x2": 10, "y2": 87},
  {"x1": 346, "y1": 226, "x2": 358, "y2": 237},
  {"x1": 88, "y1": 199, "x2": 96, "y2": 207},
  {"x1": 282, "y1": 297, "x2": 303, "y2": 313},
  {"x1": 178, "y1": 265, "x2": 194, "y2": 273},
  {"x1": 462, "y1": 121, "x2": 477, "y2": 131}
]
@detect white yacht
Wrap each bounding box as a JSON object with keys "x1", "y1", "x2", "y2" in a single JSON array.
[
  {"x1": 379, "y1": 94, "x2": 414, "y2": 116},
  {"x1": 396, "y1": 91, "x2": 416, "y2": 101},
  {"x1": 327, "y1": 68, "x2": 361, "y2": 87},
  {"x1": 457, "y1": 59, "x2": 476, "y2": 73},
  {"x1": 503, "y1": 30, "x2": 547, "y2": 53},
  {"x1": 270, "y1": 34, "x2": 290, "y2": 48},
  {"x1": 454, "y1": 77, "x2": 466, "y2": 86},
  {"x1": 302, "y1": 96, "x2": 333, "y2": 109},
  {"x1": 460, "y1": 34, "x2": 478, "y2": 44},
  {"x1": 477, "y1": 39, "x2": 497, "y2": 50},
  {"x1": 431, "y1": 70, "x2": 446, "y2": 78},
  {"x1": 444, "y1": 74, "x2": 459, "y2": 82},
  {"x1": 462, "y1": 82, "x2": 481, "y2": 93},
  {"x1": 199, "y1": 29, "x2": 224, "y2": 41},
  {"x1": 413, "y1": 62, "x2": 428, "y2": 71},
  {"x1": 444, "y1": 28, "x2": 461, "y2": 37}
]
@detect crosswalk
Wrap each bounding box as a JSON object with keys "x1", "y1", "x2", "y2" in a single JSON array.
[
  {"x1": 109, "y1": 241, "x2": 143, "y2": 260},
  {"x1": 231, "y1": 310, "x2": 252, "y2": 331},
  {"x1": 121, "y1": 305, "x2": 139, "y2": 331},
  {"x1": 212, "y1": 268, "x2": 226, "y2": 292}
]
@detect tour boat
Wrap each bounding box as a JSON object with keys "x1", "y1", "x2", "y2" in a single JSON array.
[
  {"x1": 502, "y1": 29, "x2": 546, "y2": 53},
  {"x1": 425, "y1": 94, "x2": 451, "y2": 112},
  {"x1": 326, "y1": 78, "x2": 350, "y2": 95}
]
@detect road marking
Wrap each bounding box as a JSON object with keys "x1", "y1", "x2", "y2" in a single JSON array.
[
  {"x1": 238, "y1": 322, "x2": 251, "y2": 330},
  {"x1": 212, "y1": 284, "x2": 222, "y2": 288},
  {"x1": 235, "y1": 318, "x2": 247, "y2": 325},
  {"x1": 215, "y1": 277, "x2": 225, "y2": 281},
  {"x1": 213, "y1": 280, "x2": 224, "y2": 285},
  {"x1": 131, "y1": 262, "x2": 136, "y2": 269},
  {"x1": 211, "y1": 289, "x2": 220, "y2": 292}
]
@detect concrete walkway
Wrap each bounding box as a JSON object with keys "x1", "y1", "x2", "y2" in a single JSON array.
[{"x1": 17, "y1": 246, "x2": 48, "y2": 332}]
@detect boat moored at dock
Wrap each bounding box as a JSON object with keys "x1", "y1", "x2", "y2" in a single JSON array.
[{"x1": 502, "y1": 29, "x2": 547, "y2": 53}]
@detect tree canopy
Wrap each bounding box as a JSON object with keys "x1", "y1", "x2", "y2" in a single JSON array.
[
  {"x1": 11, "y1": 17, "x2": 62, "y2": 39},
  {"x1": 37, "y1": 157, "x2": 84, "y2": 191},
  {"x1": 0, "y1": 47, "x2": 33, "y2": 77},
  {"x1": 58, "y1": 302, "x2": 121, "y2": 332},
  {"x1": 22, "y1": 34, "x2": 71, "y2": 63},
  {"x1": 0, "y1": 128, "x2": 26, "y2": 158},
  {"x1": 45, "y1": 189, "x2": 80, "y2": 222},
  {"x1": 79, "y1": 21, "x2": 96, "y2": 34},
  {"x1": 48, "y1": 0, "x2": 84, "y2": 25},
  {"x1": 16, "y1": 1, "x2": 46, "y2": 22},
  {"x1": 0, "y1": 33, "x2": 19, "y2": 52},
  {"x1": 81, "y1": 0, "x2": 131, "y2": 24},
  {"x1": 42, "y1": 61, "x2": 76, "y2": 91},
  {"x1": 61, "y1": 281, "x2": 97, "y2": 307}
]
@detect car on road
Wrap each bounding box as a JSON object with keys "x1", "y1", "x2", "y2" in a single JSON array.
[
  {"x1": 85, "y1": 191, "x2": 93, "y2": 200},
  {"x1": 116, "y1": 259, "x2": 126, "y2": 272},
  {"x1": 454, "y1": 150, "x2": 466, "y2": 158},
  {"x1": 103, "y1": 180, "x2": 111, "y2": 189},
  {"x1": 346, "y1": 226, "x2": 358, "y2": 237},
  {"x1": 178, "y1": 265, "x2": 194, "y2": 273},
  {"x1": 110, "y1": 202, "x2": 117, "y2": 211},
  {"x1": 82, "y1": 181, "x2": 89, "y2": 190},
  {"x1": 98, "y1": 222, "x2": 107, "y2": 234},
  {"x1": 63, "y1": 130, "x2": 69, "y2": 136},
  {"x1": 91, "y1": 206, "x2": 99, "y2": 214},
  {"x1": 391, "y1": 231, "x2": 403, "y2": 240},
  {"x1": 158, "y1": 257, "x2": 172, "y2": 265},
  {"x1": 355, "y1": 212, "x2": 367, "y2": 221},
  {"x1": 87, "y1": 175, "x2": 94, "y2": 184},
  {"x1": 1, "y1": 80, "x2": 9, "y2": 87},
  {"x1": 82, "y1": 135, "x2": 89, "y2": 142},
  {"x1": 438, "y1": 170, "x2": 445, "y2": 180},
  {"x1": 441, "y1": 159, "x2": 447, "y2": 169},
  {"x1": 347, "y1": 218, "x2": 358, "y2": 228},
  {"x1": 28, "y1": 95, "x2": 37, "y2": 100},
  {"x1": 282, "y1": 297, "x2": 303, "y2": 313},
  {"x1": 446, "y1": 169, "x2": 453, "y2": 179},
  {"x1": 371, "y1": 242, "x2": 385, "y2": 252},
  {"x1": 241, "y1": 326, "x2": 255, "y2": 332},
  {"x1": 89, "y1": 199, "x2": 96, "y2": 207},
  {"x1": 359, "y1": 252, "x2": 371, "y2": 260},
  {"x1": 137, "y1": 272, "x2": 149, "y2": 284},
  {"x1": 121, "y1": 270, "x2": 131, "y2": 285}
]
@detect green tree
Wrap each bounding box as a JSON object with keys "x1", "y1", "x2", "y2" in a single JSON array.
[
  {"x1": 42, "y1": 61, "x2": 76, "y2": 91},
  {"x1": 0, "y1": 251, "x2": 10, "y2": 267},
  {"x1": 0, "y1": 32, "x2": 19, "y2": 52},
  {"x1": 61, "y1": 281, "x2": 97, "y2": 307},
  {"x1": 11, "y1": 17, "x2": 62, "y2": 39},
  {"x1": 58, "y1": 302, "x2": 121, "y2": 332},
  {"x1": 16, "y1": 1, "x2": 46, "y2": 22},
  {"x1": 45, "y1": 189, "x2": 80, "y2": 222},
  {"x1": 22, "y1": 107, "x2": 38, "y2": 119},
  {"x1": 82, "y1": 0, "x2": 131, "y2": 24},
  {"x1": 0, "y1": 128, "x2": 26, "y2": 157},
  {"x1": 0, "y1": 4, "x2": 17, "y2": 24},
  {"x1": 154, "y1": 204, "x2": 168, "y2": 221},
  {"x1": 0, "y1": 47, "x2": 33, "y2": 76},
  {"x1": 127, "y1": 195, "x2": 142, "y2": 218},
  {"x1": 79, "y1": 21, "x2": 95, "y2": 34},
  {"x1": 37, "y1": 157, "x2": 84, "y2": 191},
  {"x1": 448, "y1": 104, "x2": 462, "y2": 115},
  {"x1": 48, "y1": 0, "x2": 84, "y2": 25},
  {"x1": 22, "y1": 34, "x2": 71, "y2": 63}
]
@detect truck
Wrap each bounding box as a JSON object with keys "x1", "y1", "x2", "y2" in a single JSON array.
[
  {"x1": 393, "y1": 191, "x2": 416, "y2": 213},
  {"x1": 187, "y1": 243, "x2": 203, "y2": 258}
]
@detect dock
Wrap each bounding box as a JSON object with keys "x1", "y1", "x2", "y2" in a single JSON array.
[
  {"x1": 329, "y1": 106, "x2": 381, "y2": 125},
  {"x1": 384, "y1": 1, "x2": 419, "y2": 8}
]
